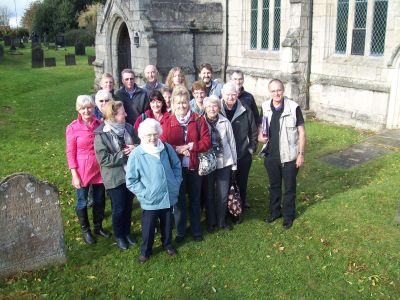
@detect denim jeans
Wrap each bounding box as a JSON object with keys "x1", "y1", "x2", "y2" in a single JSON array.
[
  {"x1": 76, "y1": 184, "x2": 105, "y2": 210},
  {"x1": 174, "y1": 168, "x2": 202, "y2": 238},
  {"x1": 106, "y1": 184, "x2": 134, "y2": 238}
]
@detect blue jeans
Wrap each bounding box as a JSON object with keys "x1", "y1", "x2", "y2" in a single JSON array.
[
  {"x1": 106, "y1": 184, "x2": 134, "y2": 238},
  {"x1": 76, "y1": 184, "x2": 105, "y2": 210},
  {"x1": 141, "y1": 208, "x2": 173, "y2": 257},
  {"x1": 175, "y1": 168, "x2": 202, "y2": 238}
]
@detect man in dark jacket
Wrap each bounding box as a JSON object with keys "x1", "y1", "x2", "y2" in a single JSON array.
[
  {"x1": 115, "y1": 69, "x2": 149, "y2": 126},
  {"x1": 231, "y1": 70, "x2": 261, "y2": 125},
  {"x1": 220, "y1": 82, "x2": 258, "y2": 212}
]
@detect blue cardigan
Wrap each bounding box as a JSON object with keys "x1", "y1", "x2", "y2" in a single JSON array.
[{"x1": 126, "y1": 143, "x2": 182, "y2": 210}]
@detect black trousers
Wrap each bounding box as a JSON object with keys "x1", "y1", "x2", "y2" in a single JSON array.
[
  {"x1": 264, "y1": 158, "x2": 298, "y2": 221},
  {"x1": 237, "y1": 151, "x2": 253, "y2": 207},
  {"x1": 141, "y1": 207, "x2": 173, "y2": 257}
]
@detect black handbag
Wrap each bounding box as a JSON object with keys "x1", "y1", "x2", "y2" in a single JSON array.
[{"x1": 227, "y1": 173, "x2": 242, "y2": 217}]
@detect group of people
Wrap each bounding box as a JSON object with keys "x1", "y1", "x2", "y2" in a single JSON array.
[{"x1": 66, "y1": 63, "x2": 306, "y2": 264}]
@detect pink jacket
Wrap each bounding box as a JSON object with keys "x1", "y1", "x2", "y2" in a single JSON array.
[{"x1": 66, "y1": 115, "x2": 103, "y2": 187}]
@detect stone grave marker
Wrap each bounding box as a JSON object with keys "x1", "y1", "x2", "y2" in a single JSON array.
[
  {"x1": 0, "y1": 173, "x2": 66, "y2": 278},
  {"x1": 65, "y1": 54, "x2": 76, "y2": 66},
  {"x1": 75, "y1": 41, "x2": 85, "y2": 55},
  {"x1": 31, "y1": 34, "x2": 40, "y2": 48},
  {"x1": 45, "y1": 57, "x2": 56, "y2": 67},
  {"x1": 88, "y1": 55, "x2": 95, "y2": 65},
  {"x1": 56, "y1": 35, "x2": 65, "y2": 48},
  {"x1": 32, "y1": 46, "x2": 44, "y2": 68},
  {"x1": 3, "y1": 35, "x2": 11, "y2": 46},
  {"x1": 0, "y1": 45, "x2": 3, "y2": 61}
]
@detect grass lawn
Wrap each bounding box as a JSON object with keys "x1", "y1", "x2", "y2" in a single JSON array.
[{"x1": 0, "y1": 44, "x2": 399, "y2": 299}]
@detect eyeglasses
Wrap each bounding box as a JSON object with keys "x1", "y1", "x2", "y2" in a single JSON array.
[
  {"x1": 124, "y1": 78, "x2": 134, "y2": 81},
  {"x1": 98, "y1": 99, "x2": 110, "y2": 103}
]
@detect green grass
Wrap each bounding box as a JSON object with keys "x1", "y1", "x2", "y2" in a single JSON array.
[{"x1": 0, "y1": 45, "x2": 399, "y2": 299}]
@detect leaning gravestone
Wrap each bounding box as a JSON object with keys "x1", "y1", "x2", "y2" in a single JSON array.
[
  {"x1": 45, "y1": 57, "x2": 56, "y2": 67},
  {"x1": 65, "y1": 54, "x2": 76, "y2": 66},
  {"x1": 75, "y1": 41, "x2": 85, "y2": 55},
  {"x1": 32, "y1": 46, "x2": 44, "y2": 68},
  {"x1": 0, "y1": 173, "x2": 66, "y2": 278}
]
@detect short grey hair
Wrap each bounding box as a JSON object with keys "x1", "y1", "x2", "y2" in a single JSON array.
[
  {"x1": 203, "y1": 95, "x2": 221, "y2": 110},
  {"x1": 221, "y1": 81, "x2": 238, "y2": 95},
  {"x1": 95, "y1": 90, "x2": 112, "y2": 103},
  {"x1": 76, "y1": 95, "x2": 95, "y2": 111},
  {"x1": 137, "y1": 118, "x2": 163, "y2": 140}
]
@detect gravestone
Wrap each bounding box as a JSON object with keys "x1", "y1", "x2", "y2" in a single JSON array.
[
  {"x1": 75, "y1": 42, "x2": 85, "y2": 55},
  {"x1": 45, "y1": 57, "x2": 56, "y2": 67},
  {"x1": 31, "y1": 33, "x2": 40, "y2": 48},
  {"x1": 10, "y1": 38, "x2": 17, "y2": 51},
  {"x1": 32, "y1": 46, "x2": 44, "y2": 68},
  {"x1": 56, "y1": 35, "x2": 65, "y2": 48},
  {"x1": 0, "y1": 45, "x2": 3, "y2": 61},
  {"x1": 88, "y1": 55, "x2": 95, "y2": 65},
  {"x1": 3, "y1": 35, "x2": 11, "y2": 46},
  {"x1": 65, "y1": 54, "x2": 76, "y2": 66},
  {"x1": 0, "y1": 173, "x2": 66, "y2": 278}
]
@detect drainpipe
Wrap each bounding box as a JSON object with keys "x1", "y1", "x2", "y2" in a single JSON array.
[
  {"x1": 305, "y1": 0, "x2": 313, "y2": 110},
  {"x1": 223, "y1": 0, "x2": 229, "y2": 82},
  {"x1": 188, "y1": 21, "x2": 199, "y2": 80}
]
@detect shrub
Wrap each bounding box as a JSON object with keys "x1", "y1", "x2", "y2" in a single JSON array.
[{"x1": 64, "y1": 28, "x2": 94, "y2": 46}]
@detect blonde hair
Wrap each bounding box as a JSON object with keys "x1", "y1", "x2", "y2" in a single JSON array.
[
  {"x1": 102, "y1": 100, "x2": 124, "y2": 121},
  {"x1": 76, "y1": 95, "x2": 95, "y2": 111},
  {"x1": 165, "y1": 67, "x2": 187, "y2": 89},
  {"x1": 171, "y1": 85, "x2": 190, "y2": 114}
]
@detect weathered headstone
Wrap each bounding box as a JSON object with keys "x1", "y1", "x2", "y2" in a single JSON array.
[
  {"x1": 32, "y1": 46, "x2": 44, "y2": 68},
  {"x1": 65, "y1": 54, "x2": 76, "y2": 66},
  {"x1": 75, "y1": 41, "x2": 85, "y2": 55},
  {"x1": 0, "y1": 173, "x2": 66, "y2": 278},
  {"x1": 3, "y1": 35, "x2": 11, "y2": 46},
  {"x1": 0, "y1": 45, "x2": 4, "y2": 61},
  {"x1": 88, "y1": 55, "x2": 95, "y2": 65},
  {"x1": 45, "y1": 57, "x2": 56, "y2": 67},
  {"x1": 31, "y1": 33, "x2": 40, "y2": 48},
  {"x1": 56, "y1": 35, "x2": 65, "y2": 48}
]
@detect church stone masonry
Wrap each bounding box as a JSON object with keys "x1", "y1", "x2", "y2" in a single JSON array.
[{"x1": 94, "y1": 0, "x2": 223, "y2": 88}]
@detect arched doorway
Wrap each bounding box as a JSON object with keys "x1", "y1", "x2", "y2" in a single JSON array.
[{"x1": 117, "y1": 23, "x2": 131, "y2": 86}]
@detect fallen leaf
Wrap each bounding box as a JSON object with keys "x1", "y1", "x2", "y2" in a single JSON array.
[{"x1": 212, "y1": 286, "x2": 216, "y2": 293}]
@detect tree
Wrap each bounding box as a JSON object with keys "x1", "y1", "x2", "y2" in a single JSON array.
[
  {"x1": 0, "y1": 5, "x2": 12, "y2": 26},
  {"x1": 21, "y1": 1, "x2": 41, "y2": 31},
  {"x1": 77, "y1": 3, "x2": 101, "y2": 38}
]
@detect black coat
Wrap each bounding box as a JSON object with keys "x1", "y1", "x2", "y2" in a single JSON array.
[{"x1": 115, "y1": 86, "x2": 149, "y2": 126}]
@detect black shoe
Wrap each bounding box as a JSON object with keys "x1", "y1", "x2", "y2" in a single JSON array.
[
  {"x1": 138, "y1": 255, "x2": 149, "y2": 264},
  {"x1": 244, "y1": 202, "x2": 250, "y2": 209},
  {"x1": 207, "y1": 225, "x2": 216, "y2": 233},
  {"x1": 165, "y1": 248, "x2": 177, "y2": 256},
  {"x1": 220, "y1": 224, "x2": 233, "y2": 231},
  {"x1": 193, "y1": 235, "x2": 203, "y2": 242},
  {"x1": 175, "y1": 235, "x2": 185, "y2": 243},
  {"x1": 94, "y1": 227, "x2": 112, "y2": 238},
  {"x1": 125, "y1": 234, "x2": 137, "y2": 245},
  {"x1": 116, "y1": 238, "x2": 128, "y2": 250},
  {"x1": 234, "y1": 215, "x2": 243, "y2": 224},
  {"x1": 265, "y1": 214, "x2": 282, "y2": 224},
  {"x1": 283, "y1": 219, "x2": 294, "y2": 229},
  {"x1": 82, "y1": 230, "x2": 96, "y2": 245}
]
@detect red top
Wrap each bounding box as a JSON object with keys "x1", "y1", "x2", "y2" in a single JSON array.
[
  {"x1": 134, "y1": 109, "x2": 170, "y2": 131},
  {"x1": 160, "y1": 112, "x2": 211, "y2": 170}
]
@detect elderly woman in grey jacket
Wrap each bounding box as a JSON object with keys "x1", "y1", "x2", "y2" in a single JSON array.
[
  {"x1": 94, "y1": 100, "x2": 140, "y2": 250},
  {"x1": 203, "y1": 96, "x2": 237, "y2": 232}
]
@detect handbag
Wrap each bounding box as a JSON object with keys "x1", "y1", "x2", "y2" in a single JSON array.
[
  {"x1": 227, "y1": 174, "x2": 242, "y2": 217},
  {"x1": 198, "y1": 149, "x2": 217, "y2": 176}
]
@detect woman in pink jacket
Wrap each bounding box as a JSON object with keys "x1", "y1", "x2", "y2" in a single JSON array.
[{"x1": 66, "y1": 95, "x2": 111, "y2": 244}]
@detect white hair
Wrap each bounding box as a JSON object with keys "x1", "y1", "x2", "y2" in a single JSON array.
[
  {"x1": 221, "y1": 81, "x2": 238, "y2": 94},
  {"x1": 203, "y1": 95, "x2": 221, "y2": 110},
  {"x1": 95, "y1": 90, "x2": 112, "y2": 103},
  {"x1": 137, "y1": 118, "x2": 163, "y2": 140},
  {"x1": 76, "y1": 95, "x2": 95, "y2": 111}
]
